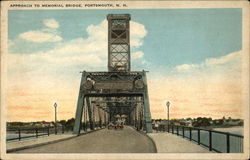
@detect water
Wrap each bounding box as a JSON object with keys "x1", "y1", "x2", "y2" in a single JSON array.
[
  {"x1": 212, "y1": 127, "x2": 243, "y2": 136},
  {"x1": 6, "y1": 129, "x2": 71, "y2": 142},
  {"x1": 211, "y1": 127, "x2": 243, "y2": 153},
  {"x1": 176, "y1": 127, "x2": 244, "y2": 153},
  {"x1": 6, "y1": 135, "x2": 19, "y2": 140},
  {"x1": 6, "y1": 133, "x2": 48, "y2": 142}
]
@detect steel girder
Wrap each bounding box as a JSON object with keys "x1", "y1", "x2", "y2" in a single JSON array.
[{"x1": 73, "y1": 70, "x2": 153, "y2": 135}]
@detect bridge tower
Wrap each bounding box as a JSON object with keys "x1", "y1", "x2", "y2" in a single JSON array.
[
  {"x1": 107, "y1": 14, "x2": 130, "y2": 72},
  {"x1": 73, "y1": 14, "x2": 153, "y2": 135}
]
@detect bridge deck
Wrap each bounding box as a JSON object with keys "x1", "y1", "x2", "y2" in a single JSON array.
[
  {"x1": 8, "y1": 127, "x2": 212, "y2": 153},
  {"x1": 13, "y1": 126, "x2": 156, "y2": 153}
]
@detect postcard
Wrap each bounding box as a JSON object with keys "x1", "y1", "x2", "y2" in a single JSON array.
[{"x1": 0, "y1": 1, "x2": 249, "y2": 160}]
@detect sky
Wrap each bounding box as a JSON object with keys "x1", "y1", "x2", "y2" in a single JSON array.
[{"x1": 7, "y1": 9, "x2": 243, "y2": 122}]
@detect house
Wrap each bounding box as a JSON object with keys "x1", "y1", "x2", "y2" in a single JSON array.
[
  {"x1": 223, "y1": 118, "x2": 243, "y2": 126},
  {"x1": 41, "y1": 121, "x2": 53, "y2": 127},
  {"x1": 185, "y1": 120, "x2": 193, "y2": 127},
  {"x1": 57, "y1": 123, "x2": 63, "y2": 127},
  {"x1": 173, "y1": 121, "x2": 181, "y2": 125},
  {"x1": 213, "y1": 119, "x2": 223, "y2": 125}
]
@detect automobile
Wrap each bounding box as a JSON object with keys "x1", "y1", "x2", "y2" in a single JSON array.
[
  {"x1": 107, "y1": 122, "x2": 114, "y2": 129},
  {"x1": 115, "y1": 122, "x2": 124, "y2": 129},
  {"x1": 107, "y1": 121, "x2": 124, "y2": 130},
  {"x1": 118, "y1": 122, "x2": 124, "y2": 129}
]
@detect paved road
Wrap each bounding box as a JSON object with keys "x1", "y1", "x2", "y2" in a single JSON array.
[{"x1": 15, "y1": 126, "x2": 156, "y2": 153}]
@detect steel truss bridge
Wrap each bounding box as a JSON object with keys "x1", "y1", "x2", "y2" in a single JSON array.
[{"x1": 73, "y1": 14, "x2": 153, "y2": 135}]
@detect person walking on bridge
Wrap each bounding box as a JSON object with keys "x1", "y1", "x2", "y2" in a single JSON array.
[{"x1": 155, "y1": 122, "x2": 159, "y2": 132}]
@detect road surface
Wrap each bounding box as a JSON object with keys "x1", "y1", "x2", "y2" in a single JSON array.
[{"x1": 15, "y1": 126, "x2": 156, "y2": 153}]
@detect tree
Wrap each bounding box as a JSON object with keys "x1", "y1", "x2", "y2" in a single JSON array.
[
  {"x1": 193, "y1": 117, "x2": 211, "y2": 127},
  {"x1": 59, "y1": 120, "x2": 66, "y2": 126},
  {"x1": 64, "y1": 118, "x2": 75, "y2": 131},
  {"x1": 66, "y1": 118, "x2": 75, "y2": 126}
]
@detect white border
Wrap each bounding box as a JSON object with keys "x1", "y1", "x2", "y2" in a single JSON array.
[{"x1": 1, "y1": 1, "x2": 249, "y2": 160}]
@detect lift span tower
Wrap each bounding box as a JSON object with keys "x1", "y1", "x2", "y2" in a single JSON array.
[{"x1": 73, "y1": 14, "x2": 153, "y2": 134}]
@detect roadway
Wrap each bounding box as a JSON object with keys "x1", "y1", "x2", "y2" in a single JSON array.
[{"x1": 15, "y1": 126, "x2": 156, "y2": 153}]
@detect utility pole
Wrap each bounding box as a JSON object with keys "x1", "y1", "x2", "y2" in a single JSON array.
[
  {"x1": 166, "y1": 101, "x2": 170, "y2": 131},
  {"x1": 54, "y1": 102, "x2": 57, "y2": 135}
]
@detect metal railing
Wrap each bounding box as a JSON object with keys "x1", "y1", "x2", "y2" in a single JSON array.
[
  {"x1": 154, "y1": 124, "x2": 243, "y2": 153},
  {"x1": 7, "y1": 122, "x2": 107, "y2": 142},
  {"x1": 7, "y1": 126, "x2": 65, "y2": 141}
]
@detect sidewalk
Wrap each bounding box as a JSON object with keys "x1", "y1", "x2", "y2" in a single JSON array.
[
  {"x1": 148, "y1": 132, "x2": 211, "y2": 153},
  {"x1": 7, "y1": 133, "x2": 76, "y2": 153},
  {"x1": 7, "y1": 128, "x2": 105, "y2": 153}
]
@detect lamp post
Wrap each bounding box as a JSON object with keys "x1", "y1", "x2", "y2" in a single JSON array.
[
  {"x1": 166, "y1": 101, "x2": 170, "y2": 132},
  {"x1": 54, "y1": 102, "x2": 57, "y2": 135}
]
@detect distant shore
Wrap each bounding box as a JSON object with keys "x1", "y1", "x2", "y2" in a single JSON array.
[
  {"x1": 200, "y1": 125, "x2": 243, "y2": 130},
  {"x1": 200, "y1": 126, "x2": 243, "y2": 135}
]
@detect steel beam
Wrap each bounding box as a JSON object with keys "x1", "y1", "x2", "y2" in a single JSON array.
[
  {"x1": 91, "y1": 100, "x2": 143, "y2": 103},
  {"x1": 141, "y1": 71, "x2": 153, "y2": 133},
  {"x1": 73, "y1": 71, "x2": 87, "y2": 135},
  {"x1": 85, "y1": 93, "x2": 143, "y2": 97},
  {"x1": 86, "y1": 97, "x2": 94, "y2": 130}
]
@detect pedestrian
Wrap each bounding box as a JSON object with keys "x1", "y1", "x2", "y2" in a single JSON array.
[{"x1": 155, "y1": 122, "x2": 159, "y2": 132}]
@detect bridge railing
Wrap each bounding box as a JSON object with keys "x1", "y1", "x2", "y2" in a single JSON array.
[
  {"x1": 154, "y1": 124, "x2": 243, "y2": 153},
  {"x1": 7, "y1": 126, "x2": 65, "y2": 142}
]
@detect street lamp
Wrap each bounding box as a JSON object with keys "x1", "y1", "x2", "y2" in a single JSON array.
[
  {"x1": 54, "y1": 102, "x2": 57, "y2": 135},
  {"x1": 166, "y1": 101, "x2": 170, "y2": 132}
]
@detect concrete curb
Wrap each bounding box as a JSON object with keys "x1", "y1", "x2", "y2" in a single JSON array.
[
  {"x1": 130, "y1": 126, "x2": 158, "y2": 153},
  {"x1": 7, "y1": 127, "x2": 105, "y2": 153},
  {"x1": 138, "y1": 131, "x2": 158, "y2": 153}
]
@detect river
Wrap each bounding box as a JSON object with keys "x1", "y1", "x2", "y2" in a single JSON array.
[{"x1": 212, "y1": 126, "x2": 243, "y2": 136}]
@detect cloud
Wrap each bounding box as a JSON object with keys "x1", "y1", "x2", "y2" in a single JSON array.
[
  {"x1": 86, "y1": 20, "x2": 107, "y2": 42},
  {"x1": 175, "y1": 64, "x2": 198, "y2": 71},
  {"x1": 205, "y1": 51, "x2": 241, "y2": 66},
  {"x1": 43, "y1": 19, "x2": 59, "y2": 29},
  {"x1": 10, "y1": 19, "x2": 148, "y2": 73},
  {"x1": 18, "y1": 18, "x2": 62, "y2": 43},
  {"x1": 148, "y1": 51, "x2": 243, "y2": 119},
  {"x1": 130, "y1": 21, "x2": 147, "y2": 47},
  {"x1": 86, "y1": 20, "x2": 147, "y2": 47},
  {"x1": 19, "y1": 31, "x2": 62, "y2": 43},
  {"x1": 174, "y1": 51, "x2": 241, "y2": 73},
  {"x1": 132, "y1": 51, "x2": 144, "y2": 60}
]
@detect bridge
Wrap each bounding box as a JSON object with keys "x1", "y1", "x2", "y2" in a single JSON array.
[
  {"x1": 7, "y1": 124, "x2": 243, "y2": 153},
  {"x1": 73, "y1": 14, "x2": 152, "y2": 135},
  {"x1": 7, "y1": 126, "x2": 213, "y2": 153},
  {"x1": 9, "y1": 126, "x2": 156, "y2": 153},
  {"x1": 6, "y1": 14, "x2": 244, "y2": 154}
]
